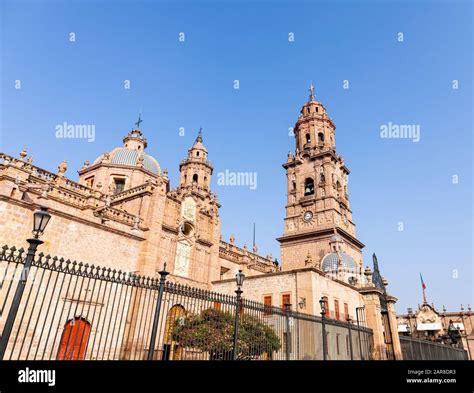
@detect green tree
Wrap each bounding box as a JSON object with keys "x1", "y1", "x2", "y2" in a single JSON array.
[{"x1": 171, "y1": 308, "x2": 281, "y2": 360}]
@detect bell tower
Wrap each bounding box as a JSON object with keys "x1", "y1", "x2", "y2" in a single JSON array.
[
  {"x1": 277, "y1": 84, "x2": 364, "y2": 272},
  {"x1": 179, "y1": 129, "x2": 213, "y2": 193}
]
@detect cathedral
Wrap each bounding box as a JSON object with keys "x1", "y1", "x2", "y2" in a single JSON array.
[{"x1": 0, "y1": 85, "x2": 402, "y2": 360}]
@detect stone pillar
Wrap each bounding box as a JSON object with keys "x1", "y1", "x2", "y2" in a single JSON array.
[
  {"x1": 387, "y1": 296, "x2": 403, "y2": 360},
  {"x1": 360, "y1": 289, "x2": 387, "y2": 360}
]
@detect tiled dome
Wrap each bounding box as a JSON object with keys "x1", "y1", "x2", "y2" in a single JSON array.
[
  {"x1": 321, "y1": 252, "x2": 358, "y2": 273},
  {"x1": 93, "y1": 147, "x2": 161, "y2": 175}
]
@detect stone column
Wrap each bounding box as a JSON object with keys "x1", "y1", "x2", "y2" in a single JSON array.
[
  {"x1": 360, "y1": 289, "x2": 387, "y2": 360},
  {"x1": 386, "y1": 296, "x2": 403, "y2": 360},
  {"x1": 359, "y1": 266, "x2": 387, "y2": 360}
]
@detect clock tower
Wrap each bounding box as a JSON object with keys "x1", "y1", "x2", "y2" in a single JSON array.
[{"x1": 277, "y1": 84, "x2": 365, "y2": 278}]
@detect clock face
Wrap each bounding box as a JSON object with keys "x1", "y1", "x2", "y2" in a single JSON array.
[{"x1": 303, "y1": 211, "x2": 313, "y2": 222}]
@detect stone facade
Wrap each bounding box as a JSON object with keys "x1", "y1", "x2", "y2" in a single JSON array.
[
  {"x1": 0, "y1": 130, "x2": 277, "y2": 291},
  {"x1": 213, "y1": 268, "x2": 365, "y2": 320},
  {"x1": 397, "y1": 303, "x2": 474, "y2": 360},
  {"x1": 278, "y1": 85, "x2": 363, "y2": 275},
  {"x1": 0, "y1": 86, "x2": 402, "y2": 360},
  {"x1": 214, "y1": 86, "x2": 402, "y2": 360}
]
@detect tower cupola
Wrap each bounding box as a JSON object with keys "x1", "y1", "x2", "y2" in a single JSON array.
[{"x1": 179, "y1": 129, "x2": 213, "y2": 192}]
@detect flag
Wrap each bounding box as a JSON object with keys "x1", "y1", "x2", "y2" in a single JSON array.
[{"x1": 420, "y1": 273, "x2": 426, "y2": 290}]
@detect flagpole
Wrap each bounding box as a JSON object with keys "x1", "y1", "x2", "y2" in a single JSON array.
[{"x1": 420, "y1": 273, "x2": 427, "y2": 304}]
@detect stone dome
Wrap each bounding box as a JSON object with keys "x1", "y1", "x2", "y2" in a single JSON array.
[
  {"x1": 93, "y1": 147, "x2": 161, "y2": 175},
  {"x1": 321, "y1": 252, "x2": 358, "y2": 273},
  {"x1": 190, "y1": 130, "x2": 208, "y2": 153}
]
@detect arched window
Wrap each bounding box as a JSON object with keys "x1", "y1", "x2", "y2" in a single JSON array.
[
  {"x1": 292, "y1": 181, "x2": 296, "y2": 191},
  {"x1": 181, "y1": 222, "x2": 194, "y2": 237},
  {"x1": 57, "y1": 317, "x2": 91, "y2": 360},
  {"x1": 192, "y1": 174, "x2": 198, "y2": 183},
  {"x1": 318, "y1": 133, "x2": 324, "y2": 144},
  {"x1": 196, "y1": 151, "x2": 200, "y2": 157},
  {"x1": 336, "y1": 181, "x2": 341, "y2": 197},
  {"x1": 304, "y1": 178, "x2": 314, "y2": 196},
  {"x1": 320, "y1": 174, "x2": 326, "y2": 184},
  {"x1": 305, "y1": 133, "x2": 311, "y2": 144}
]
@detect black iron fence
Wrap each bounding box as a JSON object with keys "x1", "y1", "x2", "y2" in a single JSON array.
[
  {"x1": 0, "y1": 244, "x2": 373, "y2": 361},
  {"x1": 400, "y1": 336, "x2": 468, "y2": 360}
]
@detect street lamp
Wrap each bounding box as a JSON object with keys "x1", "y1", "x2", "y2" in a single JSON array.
[
  {"x1": 319, "y1": 297, "x2": 328, "y2": 360},
  {"x1": 32, "y1": 207, "x2": 51, "y2": 239},
  {"x1": 235, "y1": 270, "x2": 245, "y2": 288},
  {"x1": 319, "y1": 297, "x2": 326, "y2": 316},
  {"x1": 0, "y1": 206, "x2": 51, "y2": 359},
  {"x1": 232, "y1": 270, "x2": 245, "y2": 360}
]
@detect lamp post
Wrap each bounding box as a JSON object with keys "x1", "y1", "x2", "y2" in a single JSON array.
[
  {"x1": 319, "y1": 297, "x2": 328, "y2": 361},
  {"x1": 147, "y1": 263, "x2": 169, "y2": 360},
  {"x1": 0, "y1": 206, "x2": 51, "y2": 359},
  {"x1": 347, "y1": 318, "x2": 354, "y2": 360},
  {"x1": 232, "y1": 270, "x2": 245, "y2": 360}
]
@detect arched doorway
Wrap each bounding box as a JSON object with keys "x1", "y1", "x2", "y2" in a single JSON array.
[
  {"x1": 162, "y1": 305, "x2": 186, "y2": 360},
  {"x1": 57, "y1": 317, "x2": 91, "y2": 360}
]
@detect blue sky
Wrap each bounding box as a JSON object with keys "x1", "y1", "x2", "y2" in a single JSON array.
[{"x1": 1, "y1": 0, "x2": 472, "y2": 312}]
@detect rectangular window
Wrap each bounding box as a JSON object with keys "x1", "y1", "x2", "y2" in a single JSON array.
[
  {"x1": 264, "y1": 295, "x2": 272, "y2": 316},
  {"x1": 344, "y1": 303, "x2": 349, "y2": 322},
  {"x1": 336, "y1": 334, "x2": 340, "y2": 355},
  {"x1": 220, "y1": 267, "x2": 230, "y2": 280},
  {"x1": 346, "y1": 335, "x2": 350, "y2": 356},
  {"x1": 334, "y1": 299, "x2": 340, "y2": 320},
  {"x1": 85, "y1": 176, "x2": 94, "y2": 188},
  {"x1": 281, "y1": 294, "x2": 291, "y2": 310},
  {"x1": 114, "y1": 178, "x2": 125, "y2": 194}
]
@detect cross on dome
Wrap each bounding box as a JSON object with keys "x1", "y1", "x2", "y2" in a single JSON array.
[
  {"x1": 309, "y1": 81, "x2": 315, "y2": 101},
  {"x1": 135, "y1": 113, "x2": 143, "y2": 129},
  {"x1": 196, "y1": 127, "x2": 203, "y2": 143}
]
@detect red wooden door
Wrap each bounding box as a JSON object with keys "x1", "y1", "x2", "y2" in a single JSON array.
[{"x1": 57, "y1": 318, "x2": 91, "y2": 360}]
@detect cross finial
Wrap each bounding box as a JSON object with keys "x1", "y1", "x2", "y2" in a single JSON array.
[
  {"x1": 196, "y1": 127, "x2": 203, "y2": 142},
  {"x1": 135, "y1": 113, "x2": 143, "y2": 129},
  {"x1": 309, "y1": 81, "x2": 315, "y2": 101}
]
